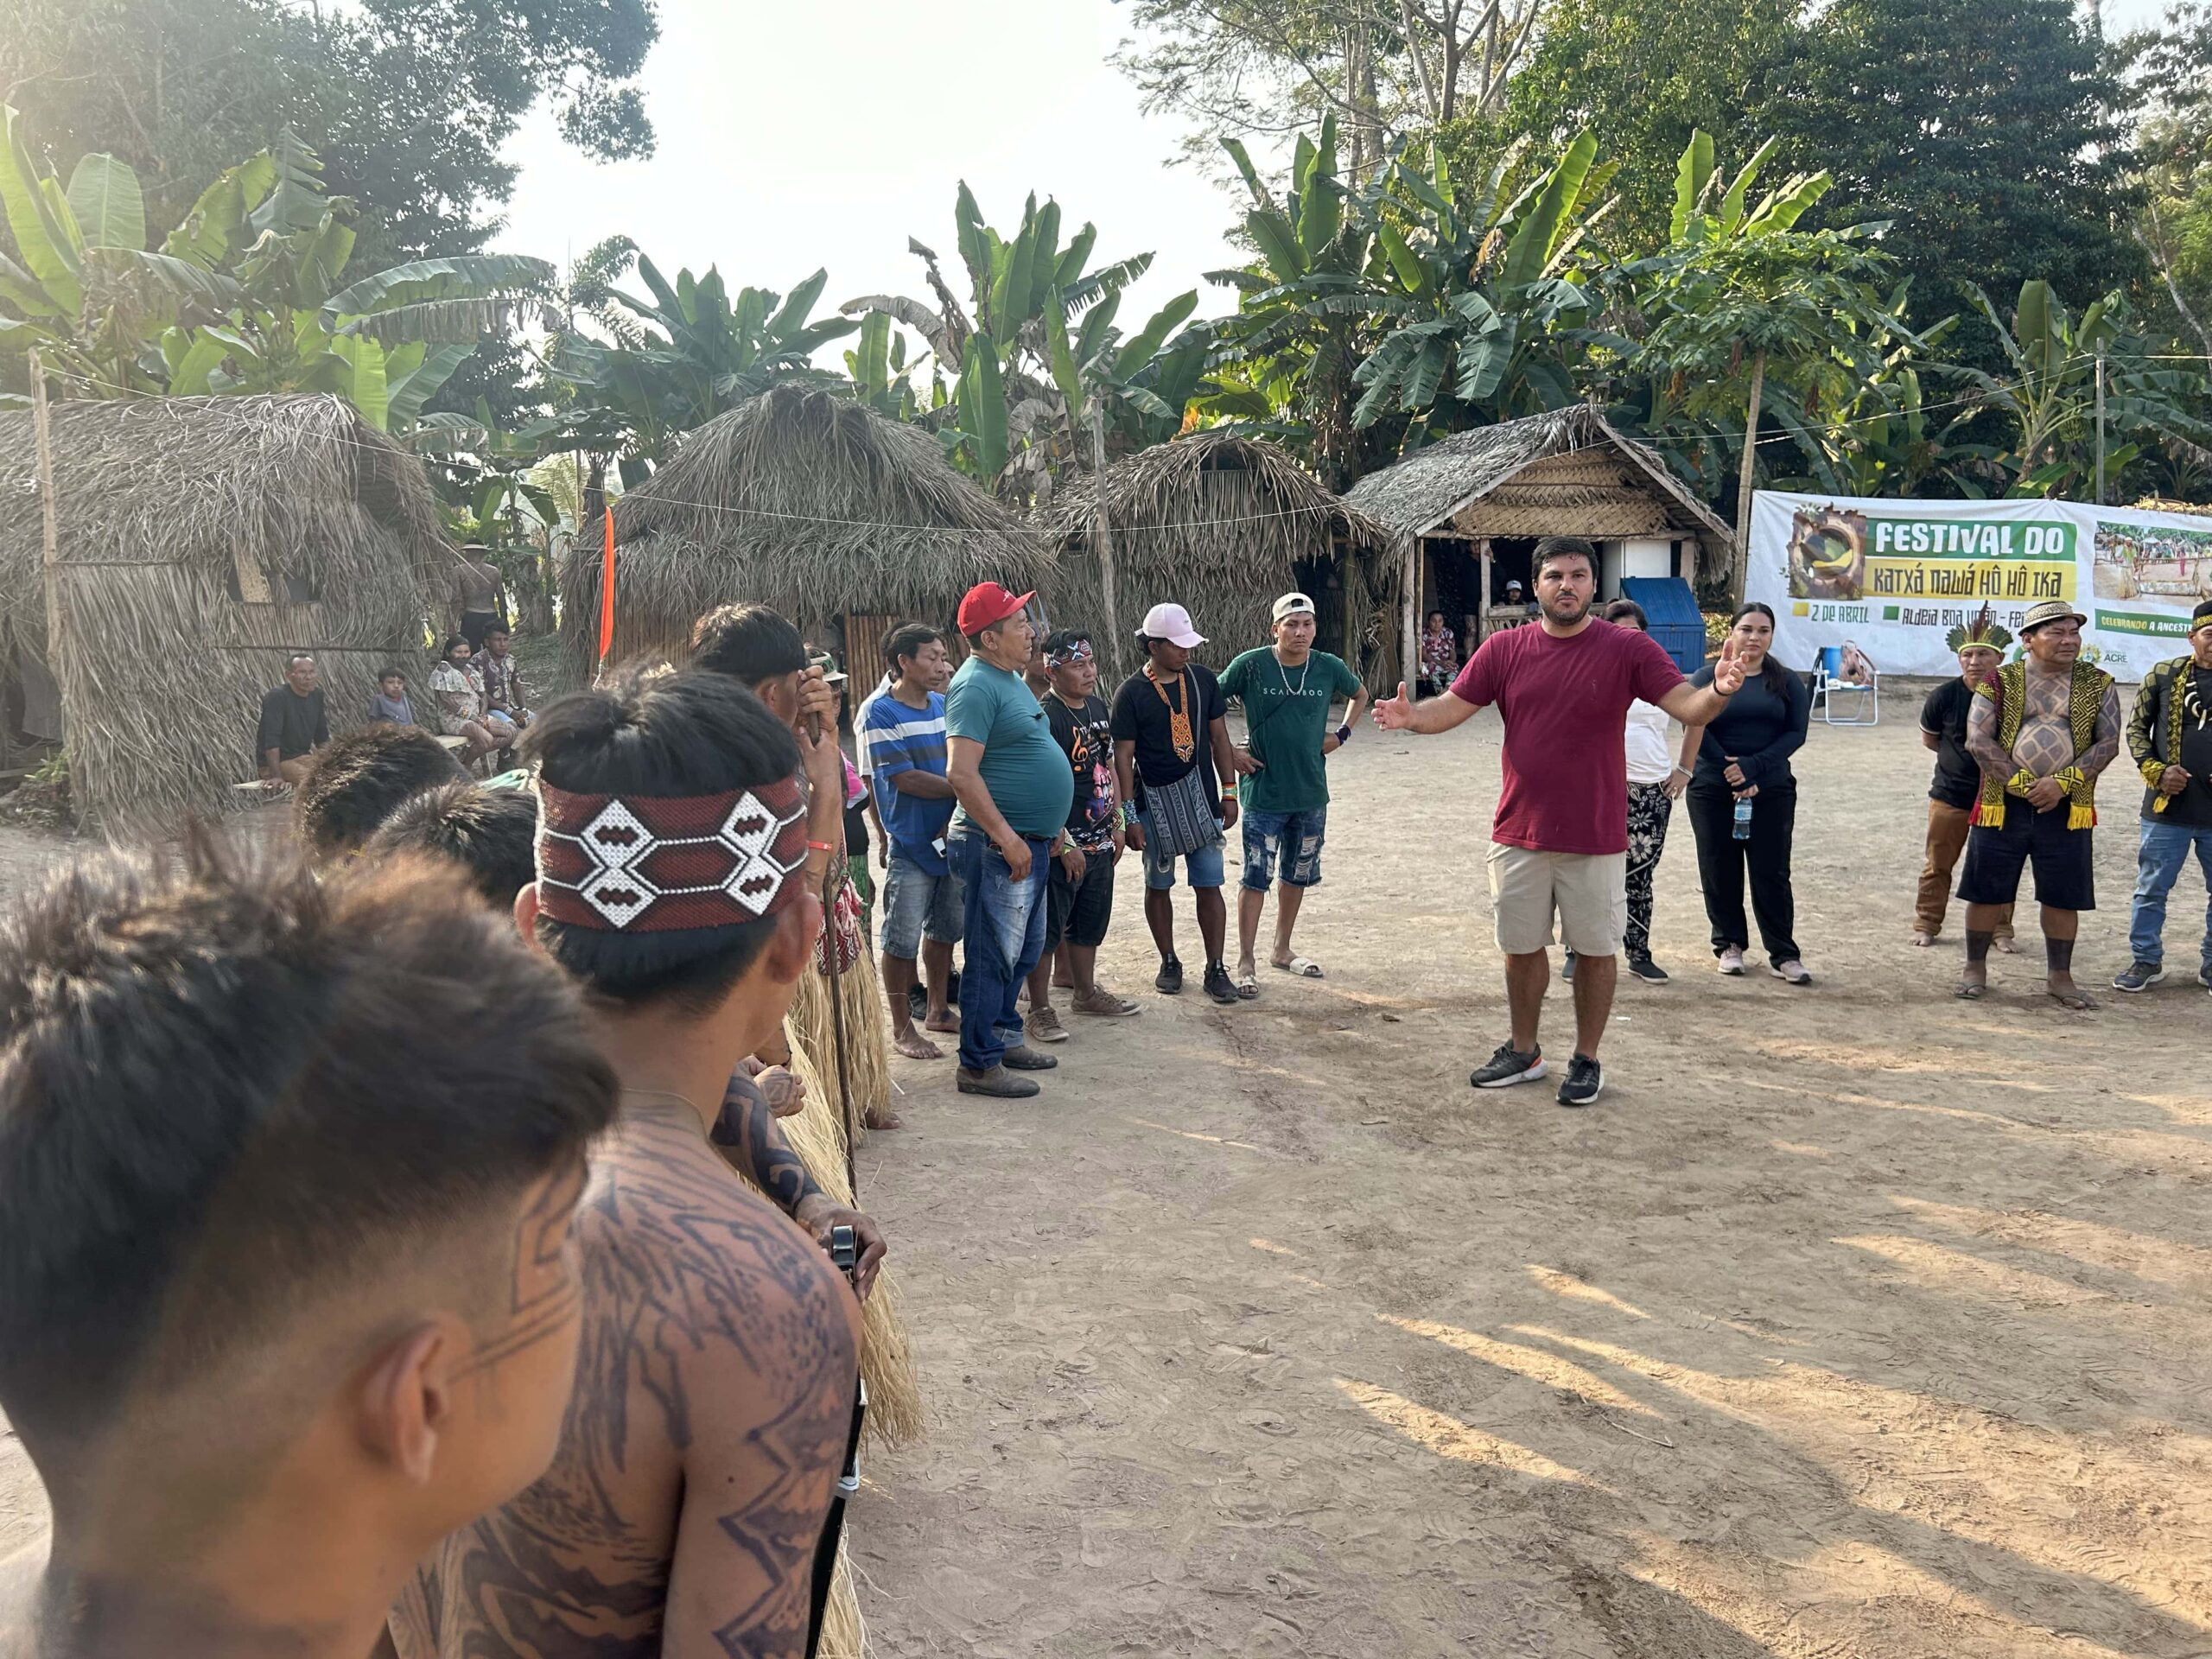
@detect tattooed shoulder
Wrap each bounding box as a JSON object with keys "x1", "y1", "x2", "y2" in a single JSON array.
[{"x1": 393, "y1": 1115, "x2": 859, "y2": 1659}]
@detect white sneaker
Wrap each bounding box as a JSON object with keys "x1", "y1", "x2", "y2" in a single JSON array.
[{"x1": 1717, "y1": 946, "x2": 1746, "y2": 976}]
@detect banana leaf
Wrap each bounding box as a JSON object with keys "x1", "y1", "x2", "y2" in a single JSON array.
[
  {"x1": 65, "y1": 154, "x2": 144, "y2": 251},
  {"x1": 1, "y1": 105, "x2": 82, "y2": 312},
  {"x1": 1671, "y1": 130, "x2": 1716, "y2": 244}
]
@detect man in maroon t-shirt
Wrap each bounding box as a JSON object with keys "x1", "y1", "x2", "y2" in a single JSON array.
[{"x1": 1375, "y1": 537, "x2": 1745, "y2": 1106}]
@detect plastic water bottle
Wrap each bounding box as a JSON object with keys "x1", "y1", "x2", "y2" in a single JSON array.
[{"x1": 1732, "y1": 796, "x2": 1753, "y2": 841}]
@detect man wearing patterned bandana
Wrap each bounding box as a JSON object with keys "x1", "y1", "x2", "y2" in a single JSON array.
[
  {"x1": 1956, "y1": 598, "x2": 2123, "y2": 1008},
  {"x1": 2114, "y1": 598, "x2": 2212, "y2": 994},
  {"x1": 389, "y1": 666, "x2": 862, "y2": 1659}
]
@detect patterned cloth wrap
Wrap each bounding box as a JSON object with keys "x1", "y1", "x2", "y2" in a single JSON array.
[
  {"x1": 2131, "y1": 654, "x2": 2208, "y2": 814},
  {"x1": 1972, "y1": 659, "x2": 2113, "y2": 832},
  {"x1": 534, "y1": 776, "x2": 810, "y2": 931},
  {"x1": 815, "y1": 854, "x2": 864, "y2": 976}
]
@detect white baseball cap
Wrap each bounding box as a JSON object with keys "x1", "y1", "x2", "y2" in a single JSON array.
[
  {"x1": 1140, "y1": 601, "x2": 1206, "y2": 649},
  {"x1": 1272, "y1": 591, "x2": 1316, "y2": 624}
]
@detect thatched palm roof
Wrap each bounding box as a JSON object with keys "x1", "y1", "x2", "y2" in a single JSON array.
[
  {"x1": 1043, "y1": 431, "x2": 1397, "y2": 681},
  {"x1": 562, "y1": 385, "x2": 1051, "y2": 683},
  {"x1": 0, "y1": 393, "x2": 445, "y2": 828},
  {"x1": 1344, "y1": 406, "x2": 1733, "y2": 570}
]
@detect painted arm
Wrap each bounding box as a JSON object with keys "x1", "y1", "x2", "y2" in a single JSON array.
[
  {"x1": 2080, "y1": 682, "x2": 2124, "y2": 780},
  {"x1": 1965, "y1": 683, "x2": 2013, "y2": 783},
  {"x1": 662, "y1": 1205, "x2": 861, "y2": 1658},
  {"x1": 711, "y1": 1074, "x2": 885, "y2": 1300}
]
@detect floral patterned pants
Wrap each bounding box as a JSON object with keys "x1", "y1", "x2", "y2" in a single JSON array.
[{"x1": 1624, "y1": 780, "x2": 1675, "y2": 960}]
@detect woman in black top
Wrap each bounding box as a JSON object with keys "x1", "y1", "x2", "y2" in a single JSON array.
[{"x1": 1677, "y1": 603, "x2": 1814, "y2": 982}]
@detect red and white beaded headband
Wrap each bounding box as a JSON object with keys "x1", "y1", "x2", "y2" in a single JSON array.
[{"x1": 534, "y1": 777, "x2": 809, "y2": 932}]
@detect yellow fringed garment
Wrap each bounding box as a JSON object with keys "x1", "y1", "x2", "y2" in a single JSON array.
[{"x1": 1973, "y1": 661, "x2": 2111, "y2": 831}]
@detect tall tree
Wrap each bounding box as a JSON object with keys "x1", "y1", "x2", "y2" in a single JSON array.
[
  {"x1": 1111, "y1": 0, "x2": 1544, "y2": 179},
  {"x1": 0, "y1": 0, "x2": 658, "y2": 267},
  {"x1": 1492, "y1": 0, "x2": 1802, "y2": 253},
  {"x1": 2124, "y1": 3, "x2": 2212, "y2": 372},
  {"x1": 1771, "y1": 0, "x2": 2141, "y2": 354}
]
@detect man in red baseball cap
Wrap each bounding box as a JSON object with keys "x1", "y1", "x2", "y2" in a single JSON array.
[{"x1": 943, "y1": 582, "x2": 1077, "y2": 1097}]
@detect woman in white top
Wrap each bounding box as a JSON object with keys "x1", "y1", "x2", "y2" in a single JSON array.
[{"x1": 1592, "y1": 600, "x2": 1688, "y2": 982}]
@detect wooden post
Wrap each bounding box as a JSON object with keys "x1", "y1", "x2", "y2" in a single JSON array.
[
  {"x1": 2094, "y1": 345, "x2": 2107, "y2": 507},
  {"x1": 1732, "y1": 349, "x2": 1766, "y2": 609},
  {"x1": 29, "y1": 348, "x2": 63, "y2": 694},
  {"x1": 1089, "y1": 406, "x2": 1123, "y2": 681},
  {"x1": 1399, "y1": 533, "x2": 1418, "y2": 691},
  {"x1": 1479, "y1": 537, "x2": 1494, "y2": 641}
]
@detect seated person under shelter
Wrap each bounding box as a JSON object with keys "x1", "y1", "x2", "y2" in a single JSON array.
[
  {"x1": 0, "y1": 839, "x2": 620, "y2": 1659},
  {"x1": 256, "y1": 652, "x2": 330, "y2": 786}
]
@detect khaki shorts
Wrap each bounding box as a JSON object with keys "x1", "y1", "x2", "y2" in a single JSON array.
[{"x1": 1486, "y1": 843, "x2": 1628, "y2": 957}]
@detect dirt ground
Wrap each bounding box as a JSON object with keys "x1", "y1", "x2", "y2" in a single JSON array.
[{"x1": 2, "y1": 693, "x2": 2208, "y2": 1657}]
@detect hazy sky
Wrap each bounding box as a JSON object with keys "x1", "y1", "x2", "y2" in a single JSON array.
[
  {"x1": 493, "y1": 0, "x2": 2176, "y2": 347},
  {"x1": 493, "y1": 0, "x2": 1249, "y2": 345}
]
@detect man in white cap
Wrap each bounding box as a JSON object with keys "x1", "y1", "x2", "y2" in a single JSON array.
[
  {"x1": 1219, "y1": 592, "x2": 1367, "y2": 989},
  {"x1": 1111, "y1": 601, "x2": 1249, "y2": 1004}
]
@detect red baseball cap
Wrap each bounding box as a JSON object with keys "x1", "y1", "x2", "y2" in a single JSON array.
[{"x1": 957, "y1": 582, "x2": 1034, "y2": 635}]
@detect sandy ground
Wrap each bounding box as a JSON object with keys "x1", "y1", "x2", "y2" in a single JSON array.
[{"x1": 2, "y1": 695, "x2": 2208, "y2": 1657}]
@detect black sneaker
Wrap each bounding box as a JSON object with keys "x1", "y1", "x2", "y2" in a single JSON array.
[
  {"x1": 1001, "y1": 1043, "x2": 1058, "y2": 1071},
  {"x1": 1626, "y1": 953, "x2": 1669, "y2": 983},
  {"x1": 1155, "y1": 957, "x2": 1184, "y2": 994},
  {"x1": 1561, "y1": 950, "x2": 1576, "y2": 982},
  {"x1": 2112, "y1": 961, "x2": 2165, "y2": 994},
  {"x1": 2198, "y1": 962, "x2": 2212, "y2": 991},
  {"x1": 1203, "y1": 963, "x2": 1241, "y2": 1004},
  {"x1": 1470, "y1": 1044, "x2": 1546, "y2": 1089},
  {"x1": 1556, "y1": 1054, "x2": 1605, "y2": 1108}
]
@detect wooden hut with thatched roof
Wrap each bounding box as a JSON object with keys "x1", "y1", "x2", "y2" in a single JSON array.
[
  {"x1": 0, "y1": 393, "x2": 446, "y2": 828},
  {"x1": 1344, "y1": 406, "x2": 1733, "y2": 672},
  {"x1": 1044, "y1": 431, "x2": 1399, "y2": 684},
  {"x1": 563, "y1": 385, "x2": 1052, "y2": 689}
]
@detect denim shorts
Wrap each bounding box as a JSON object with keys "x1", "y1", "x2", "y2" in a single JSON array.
[
  {"x1": 879, "y1": 849, "x2": 964, "y2": 958},
  {"x1": 1241, "y1": 805, "x2": 1327, "y2": 891},
  {"x1": 1138, "y1": 809, "x2": 1225, "y2": 891}
]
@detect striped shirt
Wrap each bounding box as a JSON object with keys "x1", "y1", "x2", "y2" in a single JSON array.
[{"x1": 861, "y1": 688, "x2": 953, "y2": 872}]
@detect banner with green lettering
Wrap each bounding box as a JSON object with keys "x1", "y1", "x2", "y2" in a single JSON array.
[{"x1": 1746, "y1": 491, "x2": 2212, "y2": 682}]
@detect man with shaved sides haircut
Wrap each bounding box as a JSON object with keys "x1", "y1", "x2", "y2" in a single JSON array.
[
  {"x1": 390, "y1": 665, "x2": 862, "y2": 1659},
  {"x1": 0, "y1": 841, "x2": 618, "y2": 1659}
]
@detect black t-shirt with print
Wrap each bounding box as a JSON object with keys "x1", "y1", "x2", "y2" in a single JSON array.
[
  {"x1": 1109, "y1": 664, "x2": 1224, "y2": 808},
  {"x1": 1044, "y1": 691, "x2": 1118, "y2": 848}
]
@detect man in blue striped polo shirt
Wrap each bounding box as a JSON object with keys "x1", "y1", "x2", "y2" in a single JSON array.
[{"x1": 861, "y1": 622, "x2": 962, "y2": 1059}]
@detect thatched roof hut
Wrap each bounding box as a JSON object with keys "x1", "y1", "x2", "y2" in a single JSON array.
[
  {"x1": 1345, "y1": 406, "x2": 1734, "y2": 668},
  {"x1": 0, "y1": 393, "x2": 445, "y2": 828},
  {"x1": 562, "y1": 385, "x2": 1052, "y2": 688},
  {"x1": 1044, "y1": 431, "x2": 1399, "y2": 684}
]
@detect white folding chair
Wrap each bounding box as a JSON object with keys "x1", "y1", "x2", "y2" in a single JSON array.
[{"x1": 1815, "y1": 645, "x2": 1879, "y2": 725}]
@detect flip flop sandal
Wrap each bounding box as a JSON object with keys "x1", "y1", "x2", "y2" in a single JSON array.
[
  {"x1": 2048, "y1": 989, "x2": 2100, "y2": 1011},
  {"x1": 1954, "y1": 981, "x2": 1988, "y2": 1001},
  {"x1": 1275, "y1": 957, "x2": 1325, "y2": 978},
  {"x1": 1232, "y1": 972, "x2": 1260, "y2": 999}
]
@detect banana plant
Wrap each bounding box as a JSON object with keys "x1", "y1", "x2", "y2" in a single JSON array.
[
  {"x1": 546, "y1": 246, "x2": 856, "y2": 465},
  {"x1": 842, "y1": 186, "x2": 1199, "y2": 497}
]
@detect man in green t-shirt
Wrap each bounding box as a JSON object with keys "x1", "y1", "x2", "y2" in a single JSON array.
[
  {"x1": 1219, "y1": 592, "x2": 1368, "y2": 990},
  {"x1": 944, "y1": 582, "x2": 1079, "y2": 1098}
]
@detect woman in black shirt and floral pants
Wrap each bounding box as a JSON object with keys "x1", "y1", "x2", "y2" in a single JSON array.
[{"x1": 1678, "y1": 605, "x2": 1813, "y2": 982}]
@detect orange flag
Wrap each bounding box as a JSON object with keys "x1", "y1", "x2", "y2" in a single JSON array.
[{"x1": 597, "y1": 506, "x2": 616, "y2": 662}]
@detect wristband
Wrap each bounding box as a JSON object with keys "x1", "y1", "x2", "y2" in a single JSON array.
[
  {"x1": 806, "y1": 839, "x2": 836, "y2": 853},
  {"x1": 1334, "y1": 723, "x2": 1352, "y2": 745}
]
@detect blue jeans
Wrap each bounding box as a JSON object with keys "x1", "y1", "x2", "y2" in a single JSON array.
[
  {"x1": 949, "y1": 829, "x2": 1052, "y2": 1073},
  {"x1": 1241, "y1": 805, "x2": 1327, "y2": 892},
  {"x1": 2127, "y1": 819, "x2": 2212, "y2": 968}
]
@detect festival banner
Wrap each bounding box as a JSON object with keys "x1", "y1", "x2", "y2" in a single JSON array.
[{"x1": 1746, "y1": 490, "x2": 2212, "y2": 683}]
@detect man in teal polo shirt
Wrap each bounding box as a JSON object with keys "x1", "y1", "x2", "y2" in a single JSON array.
[
  {"x1": 1220, "y1": 591, "x2": 1367, "y2": 989},
  {"x1": 944, "y1": 582, "x2": 1077, "y2": 1098}
]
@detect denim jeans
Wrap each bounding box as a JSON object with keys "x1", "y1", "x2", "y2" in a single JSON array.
[
  {"x1": 949, "y1": 828, "x2": 1052, "y2": 1072},
  {"x1": 2127, "y1": 818, "x2": 2212, "y2": 968}
]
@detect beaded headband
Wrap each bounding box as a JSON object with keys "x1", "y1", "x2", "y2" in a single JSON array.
[{"x1": 535, "y1": 777, "x2": 809, "y2": 932}]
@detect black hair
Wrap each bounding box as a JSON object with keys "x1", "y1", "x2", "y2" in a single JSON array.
[
  {"x1": 1727, "y1": 602, "x2": 1790, "y2": 695},
  {"x1": 521, "y1": 666, "x2": 803, "y2": 1012},
  {"x1": 365, "y1": 783, "x2": 540, "y2": 908},
  {"x1": 377, "y1": 665, "x2": 405, "y2": 683},
  {"x1": 0, "y1": 836, "x2": 617, "y2": 1451},
  {"x1": 294, "y1": 723, "x2": 469, "y2": 856},
  {"x1": 441, "y1": 633, "x2": 473, "y2": 658},
  {"x1": 484, "y1": 623, "x2": 512, "y2": 640},
  {"x1": 1602, "y1": 599, "x2": 1648, "y2": 630},
  {"x1": 1426, "y1": 609, "x2": 1446, "y2": 624},
  {"x1": 1533, "y1": 536, "x2": 1598, "y2": 577},
  {"x1": 882, "y1": 622, "x2": 944, "y2": 675},
  {"x1": 690, "y1": 602, "x2": 807, "y2": 687},
  {"x1": 1042, "y1": 629, "x2": 1092, "y2": 658}
]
